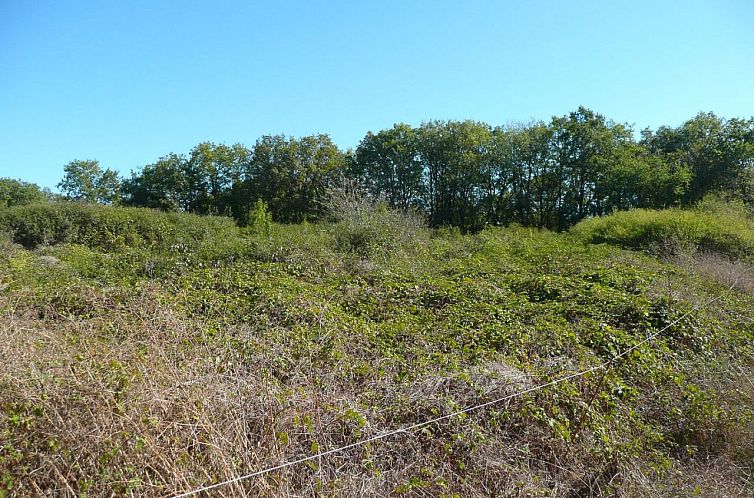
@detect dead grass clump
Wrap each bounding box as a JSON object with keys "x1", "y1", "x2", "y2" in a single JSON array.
[
  {"x1": 0, "y1": 290, "x2": 303, "y2": 496},
  {"x1": 688, "y1": 252, "x2": 754, "y2": 295},
  {"x1": 621, "y1": 457, "x2": 753, "y2": 498},
  {"x1": 0, "y1": 289, "x2": 537, "y2": 497}
]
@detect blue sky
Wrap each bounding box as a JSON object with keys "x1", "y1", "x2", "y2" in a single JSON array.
[{"x1": 2, "y1": 0, "x2": 753, "y2": 189}]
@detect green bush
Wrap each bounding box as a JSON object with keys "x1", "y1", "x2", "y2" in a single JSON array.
[
  {"x1": 0, "y1": 202, "x2": 240, "y2": 251},
  {"x1": 570, "y1": 204, "x2": 754, "y2": 261}
]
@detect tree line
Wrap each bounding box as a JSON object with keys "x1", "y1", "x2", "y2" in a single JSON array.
[{"x1": 4, "y1": 107, "x2": 753, "y2": 231}]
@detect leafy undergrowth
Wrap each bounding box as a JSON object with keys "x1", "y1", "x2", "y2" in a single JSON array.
[{"x1": 0, "y1": 205, "x2": 753, "y2": 497}]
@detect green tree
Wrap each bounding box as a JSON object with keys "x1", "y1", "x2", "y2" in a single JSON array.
[
  {"x1": 642, "y1": 113, "x2": 754, "y2": 203},
  {"x1": 245, "y1": 134, "x2": 345, "y2": 222},
  {"x1": 245, "y1": 198, "x2": 273, "y2": 234},
  {"x1": 58, "y1": 160, "x2": 121, "y2": 204},
  {"x1": 0, "y1": 178, "x2": 48, "y2": 208},
  {"x1": 522, "y1": 123, "x2": 560, "y2": 228},
  {"x1": 122, "y1": 153, "x2": 189, "y2": 211},
  {"x1": 353, "y1": 124, "x2": 424, "y2": 210},
  {"x1": 548, "y1": 107, "x2": 632, "y2": 227},
  {"x1": 595, "y1": 142, "x2": 690, "y2": 212},
  {"x1": 185, "y1": 142, "x2": 250, "y2": 215},
  {"x1": 417, "y1": 120, "x2": 491, "y2": 230}
]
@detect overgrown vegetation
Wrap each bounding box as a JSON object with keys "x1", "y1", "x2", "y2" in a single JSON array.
[
  {"x1": 325, "y1": 181, "x2": 426, "y2": 258},
  {"x1": 1, "y1": 200, "x2": 752, "y2": 496}
]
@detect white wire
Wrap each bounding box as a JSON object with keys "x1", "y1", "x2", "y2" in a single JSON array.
[{"x1": 171, "y1": 292, "x2": 726, "y2": 498}]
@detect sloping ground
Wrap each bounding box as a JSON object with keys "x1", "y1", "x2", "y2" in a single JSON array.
[{"x1": 1, "y1": 204, "x2": 753, "y2": 497}]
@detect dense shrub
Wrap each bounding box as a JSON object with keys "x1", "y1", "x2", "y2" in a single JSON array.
[
  {"x1": 0, "y1": 202, "x2": 240, "y2": 251},
  {"x1": 326, "y1": 183, "x2": 426, "y2": 257},
  {"x1": 571, "y1": 204, "x2": 754, "y2": 261}
]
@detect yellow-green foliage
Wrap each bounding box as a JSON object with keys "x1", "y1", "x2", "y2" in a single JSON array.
[
  {"x1": 245, "y1": 199, "x2": 273, "y2": 235},
  {"x1": 571, "y1": 204, "x2": 754, "y2": 261}
]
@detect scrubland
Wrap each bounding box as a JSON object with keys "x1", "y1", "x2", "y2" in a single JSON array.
[{"x1": 1, "y1": 201, "x2": 752, "y2": 497}]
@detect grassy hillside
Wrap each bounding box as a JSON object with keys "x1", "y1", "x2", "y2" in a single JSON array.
[{"x1": 1, "y1": 203, "x2": 752, "y2": 497}]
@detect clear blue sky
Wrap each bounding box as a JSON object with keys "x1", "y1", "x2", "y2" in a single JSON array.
[{"x1": 2, "y1": 0, "x2": 753, "y2": 190}]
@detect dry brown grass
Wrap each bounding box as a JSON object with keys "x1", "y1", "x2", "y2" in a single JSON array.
[
  {"x1": 0, "y1": 288, "x2": 573, "y2": 497},
  {"x1": 621, "y1": 457, "x2": 754, "y2": 498},
  {"x1": 688, "y1": 252, "x2": 754, "y2": 296},
  {"x1": 3, "y1": 285, "x2": 753, "y2": 497}
]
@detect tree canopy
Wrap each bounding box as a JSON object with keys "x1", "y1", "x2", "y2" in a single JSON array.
[
  {"x1": 58, "y1": 160, "x2": 121, "y2": 204},
  {"x1": 41, "y1": 108, "x2": 754, "y2": 232},
  {"x1": 0, "y1": 178, "x2": 49, "y2": 208}
]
